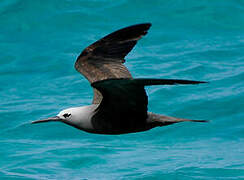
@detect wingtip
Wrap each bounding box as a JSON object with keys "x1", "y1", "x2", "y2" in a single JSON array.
[
  {"x1": 134, "y1": 22, "x2": 151, "y2": 26},
  {"x1": 140, "y1": 22, "x2": 152, "y2": 29},
  {"x1": 143, "y1": 22, "x2": 152, "y2": 27},
  {"x1": 190, "y1": 119, "x2": 209, "y2": 123},
  {"x1": 183, "y1": 80, "x2": 208, "y2": 84},
  {"x1": 128, "y1": 22, "x2": 152, "y2": 31},
  {"x1": 196, "y1": 81, "x2": 208, "y2": 84},
  {"x1": 200, "y1": 81, "x2": 208, "y2": 83}
]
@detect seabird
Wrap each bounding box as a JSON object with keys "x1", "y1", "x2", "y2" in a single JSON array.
[{"x1": 32, "y1": 23, "x2": 207, "y2": 134}]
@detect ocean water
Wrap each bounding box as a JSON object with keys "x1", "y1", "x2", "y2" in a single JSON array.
[{"x1": 0, "y1": 0, "x2": 244, "y2": 179}]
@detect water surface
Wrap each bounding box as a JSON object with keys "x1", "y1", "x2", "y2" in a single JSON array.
[{"x1": 0, "y1": 0, "x2": 244, "y2": 179}]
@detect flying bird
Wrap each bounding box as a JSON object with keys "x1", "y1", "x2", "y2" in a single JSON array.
[{"x1": 32, "y1": 23, "x2": 207, "y2": 134}]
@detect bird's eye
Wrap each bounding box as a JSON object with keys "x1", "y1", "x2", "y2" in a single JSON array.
[{"x1": 63, "y1": 113, "x2": 71, "y2": 118}]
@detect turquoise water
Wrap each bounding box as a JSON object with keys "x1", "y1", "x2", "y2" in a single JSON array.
[{"x1": 0, "y1": 0, "x2": 244, "y2": 179}]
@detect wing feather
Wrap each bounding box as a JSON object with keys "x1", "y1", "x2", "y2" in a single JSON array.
[
  {"x1": 75, "y1": 23, "x2": 152, "y2": 104},
  {"x1": 90, "y1": 78, "x2": 206, "y2": 134}
]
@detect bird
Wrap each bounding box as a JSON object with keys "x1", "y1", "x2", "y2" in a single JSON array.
[{"x1": 32, "y1": 23, "x2": 207, "y2": 135}]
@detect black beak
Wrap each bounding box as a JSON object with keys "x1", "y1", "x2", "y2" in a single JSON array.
[{"x1": 31, "y1": 116, "x2": 62, "y2": 124}]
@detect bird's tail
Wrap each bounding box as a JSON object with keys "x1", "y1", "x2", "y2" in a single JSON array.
[{"x1": 148, "y1": 112, "x2": 208, "y2": 126}]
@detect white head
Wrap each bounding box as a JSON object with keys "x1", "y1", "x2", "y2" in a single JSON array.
[
  {"x1": 32, "y1": 107, "x2": 76, "y2": 124},
  {"x1": 32, "y1": 105, "x2": 98, "y2": 131}
]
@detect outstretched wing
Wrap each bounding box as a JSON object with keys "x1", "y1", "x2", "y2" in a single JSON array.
[
  {"x1": 91, "y1": 78, "x2": 206, "y2": 134},
  {"x1": 75, "y1": 23, "x2": 151, "y2": 104}
]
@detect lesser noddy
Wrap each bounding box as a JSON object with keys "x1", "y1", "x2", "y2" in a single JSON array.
[{"x1": 32, "y1": 23, "x2": 207, "y2": 134}]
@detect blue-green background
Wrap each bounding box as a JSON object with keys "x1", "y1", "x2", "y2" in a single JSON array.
[{"x1": 0, "y1": 0, "x2": 244, "y2": 179}]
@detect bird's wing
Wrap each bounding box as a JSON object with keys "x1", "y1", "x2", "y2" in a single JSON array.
[
  {"x1": 75, "y1": 23, "x2": 151, "y2": 104},
  {"x1": 91, "y1": 78, "x2": 206, "y2": 134}
]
